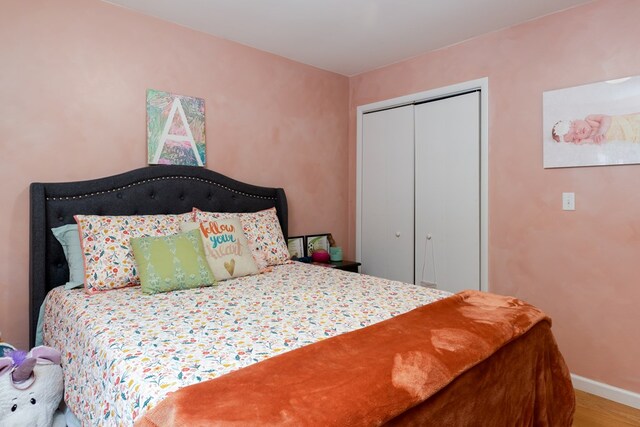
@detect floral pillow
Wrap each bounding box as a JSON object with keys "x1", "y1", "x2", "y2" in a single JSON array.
[
  {"x1": 74, "y1": 212, "x2": 194, "y2": 293},
  {"x1": 181, "y1": 218, "x2": 259, "y2": 281},
  {"x1": 193, "y1": 207, "x2": 289, "y2": 270}
]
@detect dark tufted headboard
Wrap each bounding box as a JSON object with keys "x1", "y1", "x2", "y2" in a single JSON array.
[{"x1": 29, "y1": 166, "x2": 287, "y2": 346}]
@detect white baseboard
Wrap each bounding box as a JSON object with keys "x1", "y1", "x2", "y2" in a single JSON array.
[{"x1": 571, "y1": 374, "x2": 640, "y2": 409}]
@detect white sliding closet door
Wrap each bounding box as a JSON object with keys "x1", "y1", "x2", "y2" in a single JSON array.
[
  {"x1": 361, "y1": 105, "x2": 414, "y2": 283},
  {"x1": 414, "y1": 92, "x2": 480, "y2": 293}
]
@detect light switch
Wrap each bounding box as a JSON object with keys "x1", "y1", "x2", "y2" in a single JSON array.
[{"x1": 562, "y1": 192, "x2": 575, "y2": 211}]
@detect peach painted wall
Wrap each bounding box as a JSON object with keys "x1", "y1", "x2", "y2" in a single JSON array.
[
  {"x1": 0, "y1": 0, "x2": 348, "y2": 349},
  {"x1": 348, "y1": 0, "x2": 640, "y2": 393}
]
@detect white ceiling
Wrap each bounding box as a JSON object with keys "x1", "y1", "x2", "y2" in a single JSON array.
[{"x1": 104, "y1": 0, "x2": 592, "y2": 76}]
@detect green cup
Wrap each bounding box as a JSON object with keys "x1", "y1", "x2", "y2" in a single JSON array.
[{"x1": 329, "y1": 247, "x2": 343, "y2": 262}]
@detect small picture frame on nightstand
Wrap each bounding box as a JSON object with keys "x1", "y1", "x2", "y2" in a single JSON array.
[
  {"x1": 306, "y1": 233, "x2": 330, "y2": 255},
  {"x1": 287, "y1": 236, "x2": 306, "y2": 259}
]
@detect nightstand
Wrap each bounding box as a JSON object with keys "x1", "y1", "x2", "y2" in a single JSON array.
[{"x1": 311, "y1": 260, "x2": 361, "y2": 273}]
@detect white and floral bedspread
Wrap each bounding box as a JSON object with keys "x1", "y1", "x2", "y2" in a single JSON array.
[{"x1": 43, "y1": 262, "x2": 450, "y2": 426}]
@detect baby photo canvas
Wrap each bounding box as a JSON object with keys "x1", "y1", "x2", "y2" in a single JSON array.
[{"x1": 543, "y1": 76, "x2": 640, "y2": 168}]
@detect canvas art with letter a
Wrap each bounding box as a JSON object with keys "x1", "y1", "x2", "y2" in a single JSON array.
[{"x1": 147, "y1": 89, "x2": 206, "y2": 166}]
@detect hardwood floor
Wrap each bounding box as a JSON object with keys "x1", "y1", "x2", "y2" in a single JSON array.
[{"x1": 573, "y1": 390, "x2": 640, "y2": 426}]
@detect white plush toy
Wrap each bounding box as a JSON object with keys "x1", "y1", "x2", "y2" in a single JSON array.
[{"x1": 0, "y1": 345, "x2": 65, "y2": 427}]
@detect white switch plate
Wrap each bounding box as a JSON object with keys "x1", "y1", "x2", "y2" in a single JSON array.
[{"x1": 562, "y1": 192, "x2": 575, "y2": 211}]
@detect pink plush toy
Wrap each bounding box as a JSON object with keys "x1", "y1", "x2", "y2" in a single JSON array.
[
  {"x1": 0, "y1": 345, "x2": 65, "y2": 427},
  {"x1": 311, "y1": 249, "x2": 331, "y2": 263}
]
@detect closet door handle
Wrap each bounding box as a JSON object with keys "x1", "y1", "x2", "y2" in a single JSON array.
[{"x1": 395, "y1": 232, "x2": 401, "y2": 238}]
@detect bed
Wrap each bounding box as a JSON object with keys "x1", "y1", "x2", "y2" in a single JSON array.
[{"x1": 30, "y1": 166, "x2": 575, "y2": 426}]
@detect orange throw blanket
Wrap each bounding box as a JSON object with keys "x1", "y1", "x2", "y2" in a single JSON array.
[{"x1": 136, "y1": 291, "x2": 575, "y2": 426}]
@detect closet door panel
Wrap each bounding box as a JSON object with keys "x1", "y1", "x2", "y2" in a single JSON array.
[
  {"x1": 414, "y1": 92, "x2": 480, "y2": 292},
  {"x1": 361, "y1": 105, "x2": 414, "y2": 283}
]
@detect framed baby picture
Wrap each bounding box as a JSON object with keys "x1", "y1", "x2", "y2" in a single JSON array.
[
  {"x1": 287, "y1": 236, "x2": 305, "y2": 259},
  {"x1": 306, "y1": 234, "x2": 330, "y2": 255},
  {"x1": 543, "y1": 75, "x2": 640, "y2": 168}
]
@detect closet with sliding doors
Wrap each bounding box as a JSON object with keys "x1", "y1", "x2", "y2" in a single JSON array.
[{"x1": 358, "y1": 88, "x2": 483, "y2": 294}]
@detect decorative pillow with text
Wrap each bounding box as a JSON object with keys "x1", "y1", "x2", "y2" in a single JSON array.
[
  {"x1": 181, "y1": 217, "x2": 259, "y2": 281},
  {"x1": 193, "y1": 207, "x2": 289, "y2": 270}
]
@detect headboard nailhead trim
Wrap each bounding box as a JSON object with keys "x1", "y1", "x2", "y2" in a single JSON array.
[{"x1": 46, "y1": 176, "x2": 276, "y2": 201}]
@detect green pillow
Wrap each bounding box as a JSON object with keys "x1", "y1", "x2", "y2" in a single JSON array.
[
  {"x1": 130, "y1": 229, "x2": 216, "y2": 294},
  {"x1": 51, "y1": 224, "x2": 85, "y2": 290}
]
